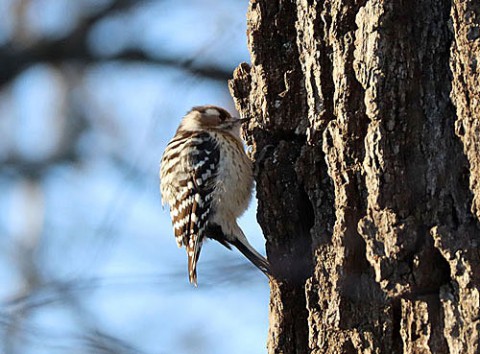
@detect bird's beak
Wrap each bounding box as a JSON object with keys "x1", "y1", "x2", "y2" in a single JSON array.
[{"x1": 238, "y1": 116, "x2": 251, "y2": 124}]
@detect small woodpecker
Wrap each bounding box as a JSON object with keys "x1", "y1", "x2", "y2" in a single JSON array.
[{"x1": 160, "y1": 105, "x2": 270, "y2": 285}]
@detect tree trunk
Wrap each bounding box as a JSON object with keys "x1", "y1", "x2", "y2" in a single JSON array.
[{"x1": 229, "y1": 1, "x2": 480, "y2": 353}]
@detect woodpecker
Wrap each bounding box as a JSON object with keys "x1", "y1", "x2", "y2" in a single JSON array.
[{"x1": 160, "y1": 105, "x2": 270, "y2": 285}]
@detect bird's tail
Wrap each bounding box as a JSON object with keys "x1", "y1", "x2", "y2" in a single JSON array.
[
  {"x1": 230, "y1": 237, "x2": 271, "y2": 277},
  {"x1": 206, "y1": 222, "x2": 271, "y2": 278}
]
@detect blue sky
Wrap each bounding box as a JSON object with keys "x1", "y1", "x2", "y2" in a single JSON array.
[{"x1": 0, "y1": 1, "x2": 269, "y2": 353}]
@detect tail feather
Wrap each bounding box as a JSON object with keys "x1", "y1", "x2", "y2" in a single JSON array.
[
  {"x1": 230, "y1": 238, "x2": 271, "y2": 277},
  {"x1": 205, "y1": 222, "x2": 271, "y2": 279}
]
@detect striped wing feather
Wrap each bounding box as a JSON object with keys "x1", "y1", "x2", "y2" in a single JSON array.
[{"x1": 160, "y1": 132, "x2": 219, "y2": 285}]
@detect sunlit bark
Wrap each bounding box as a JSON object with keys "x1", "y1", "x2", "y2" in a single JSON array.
[{"x1": 230, "y1": 1, "x2": 480, "y2": 353}]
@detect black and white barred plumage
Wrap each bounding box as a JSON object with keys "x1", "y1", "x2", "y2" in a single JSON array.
[{"x1": 160, "y1": 105, "x2": 270, "y2": 285}]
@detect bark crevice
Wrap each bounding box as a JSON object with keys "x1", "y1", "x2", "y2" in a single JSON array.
[{"x1": 231, "y1": 0, "x2": 480, "y2": 352}]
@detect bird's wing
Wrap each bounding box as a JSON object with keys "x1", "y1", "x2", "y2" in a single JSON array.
[{"x1": 161, "y1": 132, "x2": 219, "y2": 286}]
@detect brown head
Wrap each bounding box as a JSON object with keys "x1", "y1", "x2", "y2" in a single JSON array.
[{"x1": 177, "y1": 105, "x2": 249, "y2": 137}]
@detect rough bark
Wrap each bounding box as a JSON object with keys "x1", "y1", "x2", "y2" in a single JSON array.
[{"x1": 230, "y1": 0, "x2": 480, "y2": 353}]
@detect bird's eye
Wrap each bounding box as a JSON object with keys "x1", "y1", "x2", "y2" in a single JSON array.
[{"x1": 219, "y1": 113, "x2": 227, "y2": 121}]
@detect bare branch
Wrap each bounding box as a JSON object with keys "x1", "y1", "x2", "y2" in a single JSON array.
[{"x1": 0, "y1": 0, "x2": 232, "y2": 87}]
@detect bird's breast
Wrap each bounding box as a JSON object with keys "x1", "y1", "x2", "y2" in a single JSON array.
[{"x1": 212, "y1": 133, "x2": 253, "y2": 219}]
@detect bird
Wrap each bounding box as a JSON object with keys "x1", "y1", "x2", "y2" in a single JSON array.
[{"x1": 160, "y1": 105, "x2": 270, "y2": 286}]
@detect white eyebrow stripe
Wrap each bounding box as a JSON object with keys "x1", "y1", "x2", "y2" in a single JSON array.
[{"x1": 205, "y1": 108, "x2": 220, "y2": 116}]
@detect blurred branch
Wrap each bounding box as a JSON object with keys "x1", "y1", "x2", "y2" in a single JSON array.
[
  {"x1": 83, "y1": 331, "x2": 147, "y2": 354},
  {"x1": 1, "y1": 155, "x2": 78, "y2": 178},
  {"x1": 3, "y1": 262, "x2": 263, "y2": 311},
  {"x1": 0, "y1": 0, "x2": 139, "y2": 86},
  {"x1": 109, "y1": 49, "x2": 233, "y2": 81},
  {"x1": 0, "y1": 0, "x2": 232, "y2": 87}
]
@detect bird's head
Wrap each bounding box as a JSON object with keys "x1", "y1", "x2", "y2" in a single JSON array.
[{"x1": 178, "y1": 105, "x2": 250, "y2": 137}]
